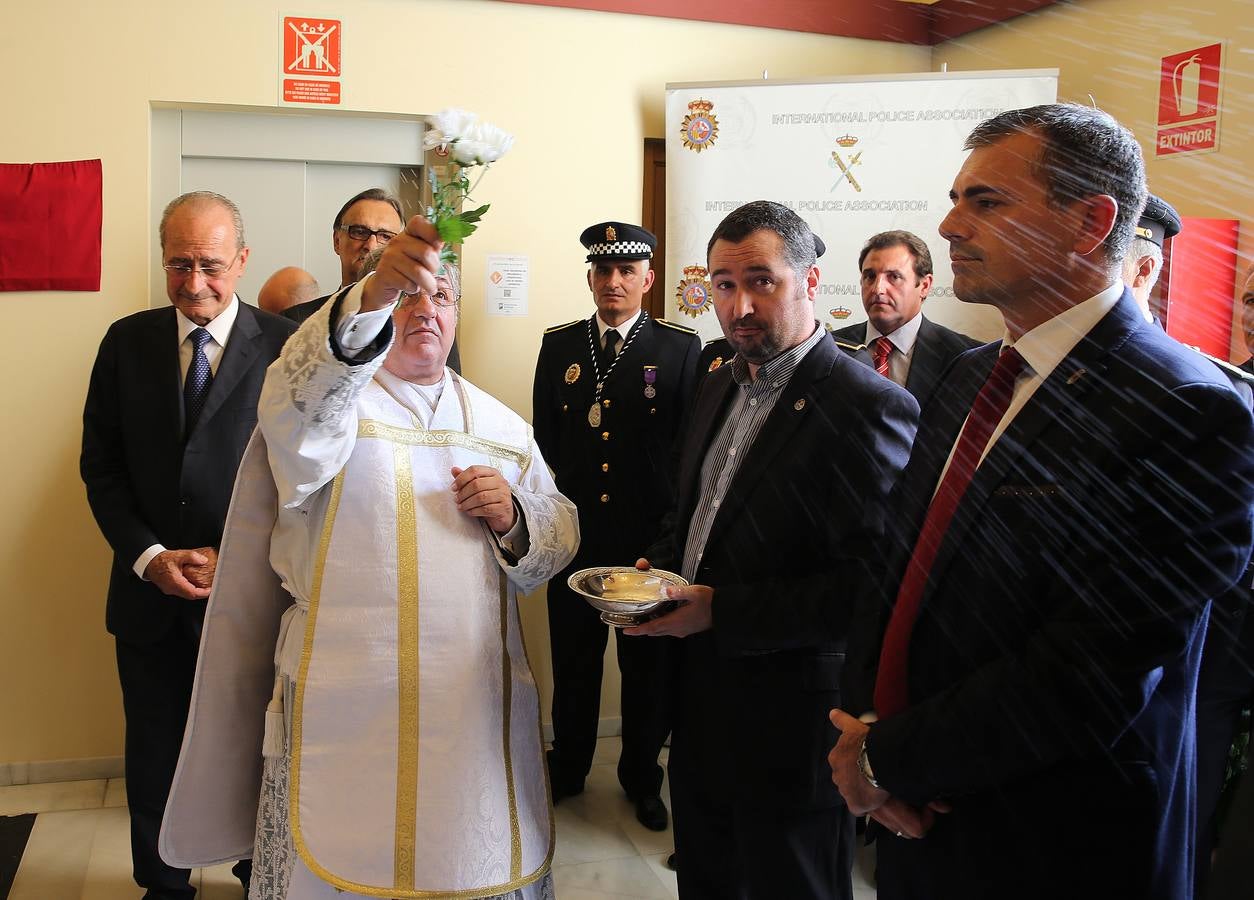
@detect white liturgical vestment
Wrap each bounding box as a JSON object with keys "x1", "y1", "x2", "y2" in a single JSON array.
[{"x1": 161, "y1": 289, "x2": 579, "y2": 899}]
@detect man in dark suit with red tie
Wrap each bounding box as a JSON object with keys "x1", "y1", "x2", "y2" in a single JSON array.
[
  {"x1": 81, "y1": 191, "x2": 294, "y2": 899},
  {"x1": 829, "y1": 104, "x2": 1254, "y2": 900},
  {"x1": 830, "y1": 230, "x2": 980, "y2": 409}
]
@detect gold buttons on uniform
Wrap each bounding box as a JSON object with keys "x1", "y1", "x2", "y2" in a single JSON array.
[
  {"x1": 649, "y1": 408, "x2": 656, "y2": 415},
  {"x1": 601, "y1": 463, "x2": 609, "y2": 472},
  {"x1": 602, "y1": 431, "x2": 610, "y2": 441},
  {"x1": 603, "y1": 399, "x2": 611, "y2": 408},
  {"x1": 562, "y1": 404, "x2": 568, "y2": 412},
  {"x1": 600, "y1": 494, "x2": 609, "y2": 503}
]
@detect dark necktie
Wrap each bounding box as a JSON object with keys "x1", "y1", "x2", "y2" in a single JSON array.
[
  {"x1": 602, "y1": 328, "x2": 621, "y2": 370},
  {"x1": 184, "y1": 327, "x2": 214, "y2": 434},
  {"x1": 874, "y1": 347, "x2": 1026, "y2": 718},
  {"x1": 872, "y1": 336, "x2": 893, "y2": 379}
]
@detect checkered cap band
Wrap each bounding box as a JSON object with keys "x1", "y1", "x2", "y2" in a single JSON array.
[{"x1": 587, "y1": 241, "x2": 652, "y2": 257}]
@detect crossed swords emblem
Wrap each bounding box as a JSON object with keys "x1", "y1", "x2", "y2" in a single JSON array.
[{"x1": 829, "y1": 150, "x2": 862, "y2": 193}]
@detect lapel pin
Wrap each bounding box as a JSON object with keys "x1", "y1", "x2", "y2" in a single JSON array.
[
  {"x1": 794, "y1": 398, "x2": 806, "y2": 411},
  {"x1": 564, "y1": 363, "x2": 581, "y2": 384}
]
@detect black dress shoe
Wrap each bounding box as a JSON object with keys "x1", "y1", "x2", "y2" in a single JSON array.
[
  {"x1": 634, "y1": 794, "x2": 669, "y2": 831},
  {"x1": 664, "y1": 851, "x2": 678, "y2": 871}
]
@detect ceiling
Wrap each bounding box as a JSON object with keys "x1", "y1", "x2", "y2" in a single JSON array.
[{"x1": 492, "y1": 0, "x2": 1060, "y2": 45}]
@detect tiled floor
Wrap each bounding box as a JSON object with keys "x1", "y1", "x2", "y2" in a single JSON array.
[{"x1": 0, "y1": 736, "x2": 877, "y2": 898}]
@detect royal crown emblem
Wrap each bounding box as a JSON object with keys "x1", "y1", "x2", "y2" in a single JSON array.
[
  {"x1": 681, "y1": 98, "x2": 719, "y2": 153},
  {"x1": 829, "y1": 135, "x2": 863, "y2": 193},
  {"x1": 606, "y1": 225, "x2": 617, "y2": 242},
  {"x1": 676, "y1": 264, "x2": 713, "y2": 317},
  {"x1": 829, "y1": 306, "x2": 853, "y2": 320}
]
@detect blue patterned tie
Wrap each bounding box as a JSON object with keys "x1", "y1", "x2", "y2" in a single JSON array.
[{"x1": 184, "y1": 327, "x2": 213, "y2": 434}]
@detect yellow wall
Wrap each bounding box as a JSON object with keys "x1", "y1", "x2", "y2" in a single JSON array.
[
  {"x1": 933, "y1": 0, "x2": 1254, "y2": 360},
  {"x1": 0, "y1": 0, "x2": 928, "y2": 766}
]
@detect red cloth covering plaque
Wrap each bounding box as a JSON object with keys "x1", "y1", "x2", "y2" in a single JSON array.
[{"x1": 0, "y1": 159, "x2": 103, "y2": 292}]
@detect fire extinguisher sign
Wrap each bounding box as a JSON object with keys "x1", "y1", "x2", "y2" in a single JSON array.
[{"x1": 1156, "y1": 43, "x2": 1222, "y2": 156}]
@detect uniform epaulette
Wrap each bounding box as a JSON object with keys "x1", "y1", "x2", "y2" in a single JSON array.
[
  {"x1": 1195, "y1": 349, "x2": 1254, "y2": 388},
  {"x1": 833, "y1": 339, "x2": 868, "y2": 352},
  {"x1": 654, "y1": 318, "x2": 696, "y2": 334},
  {"x1": 544, "y1": 320, "x2": 583, "y2": 334}
]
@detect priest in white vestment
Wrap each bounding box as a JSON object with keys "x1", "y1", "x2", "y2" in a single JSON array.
[{"x1": 160, "y1": 218, "x2": 579, "y2": 900}]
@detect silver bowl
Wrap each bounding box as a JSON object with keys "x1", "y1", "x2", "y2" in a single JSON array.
[{"x1": 566, "y1": 566, "x2": 687, "y2": 627}]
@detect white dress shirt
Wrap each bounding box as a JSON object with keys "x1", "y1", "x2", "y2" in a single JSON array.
[
  {"x1": 595, "y1": 309, "x2": 642, "y2": 353},
  {"x1": 865, "y1": 311, "x2": 925, "y2": 388},
  {"x1": 938, "y1": 280, "x2": 1124, "y2": 482},
  {"x1": 134, "y1": 296, "x2": 242, "y2": 578}
]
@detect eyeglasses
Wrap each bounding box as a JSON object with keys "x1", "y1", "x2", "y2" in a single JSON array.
[
  {"x1": 339, "y1": 224, "x2": 397, "y2": 243},
  {"x1": 399, "y1": 288, "x2": 458, "y2": 309},
  {"x1": 162, "y1": 252, "x2": 240, "y2": 279}
]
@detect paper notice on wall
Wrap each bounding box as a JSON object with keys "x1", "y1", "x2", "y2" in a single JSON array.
[{"x1": 486, "y1": 255, "x2": 529, "y2": 316}]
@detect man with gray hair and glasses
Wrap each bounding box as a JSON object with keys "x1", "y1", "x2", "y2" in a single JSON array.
[{"x1": 81, "y1": 190, "x2": 294, "y2": 898}]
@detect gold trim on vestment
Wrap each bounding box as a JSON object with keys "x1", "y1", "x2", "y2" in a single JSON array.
[
  {"x1": 288, "y1": 471, "x2": 344, "y2": 888},
  {"x1": 514, "y1": 594, "x2": 559, "y2": 857},
  {"x1": 394, "y1": 443, "x2": 420, "y2": 890},
  {"x1": 358, "y1": 419, "x2": 532, "y2": 471},
  {"x1": 288, "y1": 416, "x2": 551, "y2": 898},
  {"x1": 499, "y1": 572, "x2": 523, "y2": 881}
]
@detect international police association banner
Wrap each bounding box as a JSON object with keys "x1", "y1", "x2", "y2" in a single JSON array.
[{"x1": 665, "y1": 70, "x2": 1058, "y2": 342}]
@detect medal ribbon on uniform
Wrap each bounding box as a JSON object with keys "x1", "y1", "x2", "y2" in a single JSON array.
[{"x1": 585, "y1": 312, "x2": 648, "y2": 427}]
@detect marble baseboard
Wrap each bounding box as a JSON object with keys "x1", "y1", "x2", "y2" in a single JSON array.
[{"x1": 0, "y1": 757, "x2": 124, "y2": 788}]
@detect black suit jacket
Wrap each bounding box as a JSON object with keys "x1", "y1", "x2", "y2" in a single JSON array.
[
  {"x1": 850, "y1": 291, "x2": 1254, "y2": 900},
  {"x1": 81, "y1": 302, "x2": 295, "y2": 645},
  {"x1": 533, "y1": 314, "x2": 699, "y2": 562},
  {"x1": 284, "y1": 290, "x2": 461, "y2": 373},
  {"x1": 830, "y1": 315, "x2": 981, "y2": 409},
  {"x1": 650, "y1": 335, "x2": 918, "y2": 810}
]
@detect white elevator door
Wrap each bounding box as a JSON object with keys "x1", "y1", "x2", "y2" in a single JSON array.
[
  {"x1": 181, "y1": 158, "x2": 402, "y2": 303},
  {"x1": 152, "y1": 108, "x2": 424, "y2": 309}
]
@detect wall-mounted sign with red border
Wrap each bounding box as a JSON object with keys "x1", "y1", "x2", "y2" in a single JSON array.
[
  {"x1": 1156, "y1": 43, "x2": 1222, "y2": 156},
  {"x1": 280, "y1": 16, "x2": 342, "y2": 106}
]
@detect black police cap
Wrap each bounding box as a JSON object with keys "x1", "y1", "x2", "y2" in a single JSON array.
[
  {"x1": 581, "y1": 222, "x2": 656, "y2": 262},
  {"x1": 1136, "y1": 194, "x2": 1182, "y2": 247}
]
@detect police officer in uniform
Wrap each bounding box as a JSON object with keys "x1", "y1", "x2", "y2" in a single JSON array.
[{"x1": 533, "y1": 222, "x2": 700, "y2": 831}]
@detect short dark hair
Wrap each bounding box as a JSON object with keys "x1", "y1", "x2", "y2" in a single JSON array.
[
  {"x1": 333, "y1": 188, "x2": 403, "y2": 230},
  {"x1": 964, "y1": 103, "x2": 1146, "y2": 261},
  {"x1": 706, "y1": 200, "x2": 816, "y2": 278},
  {"x1": 858, "y1": 230, "x2": 933, "y2": 280}
]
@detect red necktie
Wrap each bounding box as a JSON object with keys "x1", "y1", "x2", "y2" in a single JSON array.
[
  {"x1": 874, "y1": 347, "x2": 1026, "y2": 718},
  {"x1": 872, "y1": 336, "x2": 893, "y2": 379}
]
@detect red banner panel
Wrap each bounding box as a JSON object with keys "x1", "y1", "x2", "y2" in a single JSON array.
[
  {"x1": 0, "y1": 159, "x2": 103, "y2": 292},
  {"x1": 1164, "y1": 217, "x2": 1239, "y2": 359}
]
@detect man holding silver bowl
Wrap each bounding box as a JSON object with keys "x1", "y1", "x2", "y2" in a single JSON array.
[{"x1": 624, "y1": 200, "x2": 919, "y2": 899}]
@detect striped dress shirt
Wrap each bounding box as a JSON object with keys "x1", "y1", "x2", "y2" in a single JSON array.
[{"x1": 681, "y1": 323, "x2": 828, "y2": 582}]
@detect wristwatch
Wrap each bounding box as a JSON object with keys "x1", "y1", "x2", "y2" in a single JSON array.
[{"x1": 856, "y1": 738, "x2": 882, "y2": 789}]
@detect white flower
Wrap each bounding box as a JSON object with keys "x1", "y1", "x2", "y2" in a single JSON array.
[
  {"x1": 448, "y1": 121, "x2": 515, "y2": 166},
  {"x1": 424, "y1": 108, "x2": 514, "y2": 166},
  {"x1": 471, "y1": 121, "x2": 515, "y2": 163},
  {"x1": 431, "y1": 107, "x2": 478, "y2": 141},
  {"x1": 451, "y1": 136, "x2": 488, "y2": 166}
]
